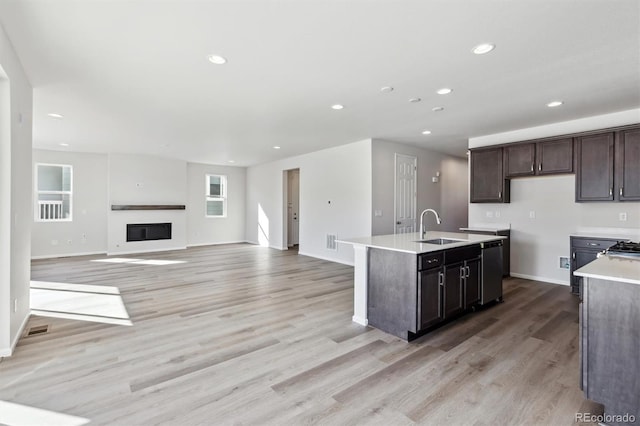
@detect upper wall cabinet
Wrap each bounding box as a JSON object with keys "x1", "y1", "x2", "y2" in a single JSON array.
[
  {"x1": 504, "y1": 138, "x2": 573, "y2": 178},
  {"x1": 470, "y1": 147, "x2": 510, "y2": 203},
  {"x1": 575, "y1": 132, "x2": 615, "y2": 202},
  {"x1": 616, "y1": 127, "x2": 640, "y2": 201}
]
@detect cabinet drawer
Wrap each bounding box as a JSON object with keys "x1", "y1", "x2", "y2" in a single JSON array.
[
  {"x1": 444, "y1": 245, "x2": 481, "y2": 264},
  {"x1": 571, "y1": 238, "x2": 620, "y2": 250},
  {"x1": 418, "y1": 252, "x2": 443, "y2": 271}
]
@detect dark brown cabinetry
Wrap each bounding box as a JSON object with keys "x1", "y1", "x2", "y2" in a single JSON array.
[
  {"x1": 504, "y1": 138, "x2": 573, "y2": 178},
  {"x1": 569, "y1": 236, "x2": 619, "y2": 295},
  {"x1": 616, "y1": 127, "x2": 640, "y2": 201},
  {"x1": 537, "y1": 138, "x2": 574, "y2": 175},
  {"x1": 443, "y1": 245, "x2": 481, "y2": 316},
  {"x1": 368, "y1": 244, "x2": 488, "y2": 341},
  {"x1": 575, "y1": 132, "x2": 615, "y2": 201},
  {"x1": 418, "y1": 254, "x2": 443, "y2": 330},
  {"x1": 470, "y1": 147, "x2": 510, "y2": 203}
]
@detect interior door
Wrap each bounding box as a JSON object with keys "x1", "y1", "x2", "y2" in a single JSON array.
[
  {"x1": 395, "y1": 154, "x2": 417, "y2": 234},
  {"x1": 287, "y1": 169, "x2": 300, "y2": 246}
]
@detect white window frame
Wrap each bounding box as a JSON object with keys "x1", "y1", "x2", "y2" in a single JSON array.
[
  {"x1": 35, "y1": 163, "x2": 73, "y2": 222},
  {"x1": 205, "y1": 174, "x2": 227, "y2": 218}
]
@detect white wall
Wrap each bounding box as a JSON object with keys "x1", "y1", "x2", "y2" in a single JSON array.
[
  {"x1": 246, "y1": 139, "x2": 372, "y2": 265},
  {"x1": 32, "y1": 150, "x2": 108, "y2": 258},
  {"x1": 440, "y1": 156, "x2": 469, "y2": 232},
  {"x1": 107, "y1": 154, "x2": 188, "y2": 254},
  {"x1": 469, "y1": 110, "x2": 640, "y2": 285},
  {"x1": 0, "y1": 24, "x2": 33, "y2": 356},
  {"x1": 371, "y1": 139, "x2": 467, "y2": 235},
  {"x1": 187, "y1": 162, "x2": 246, "y2": 246}
]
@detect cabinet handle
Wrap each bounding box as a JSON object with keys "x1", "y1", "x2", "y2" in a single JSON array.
[
  {"x1": 572, "y1": 252, "x2": 576, "y2": 260},
  {"x1": 530, "y1": 163, "x2": 534, "y2": 172},
  {"x1": 460, "y1": 267, "x2": 465, "y2": 279},
  {"x1": 620, "y1": 187, "x2": 623, "y2": 197},
  {"x1": 498, "y1": 191, "x2": 502, "y2": 199},
  {"x1": 466, "y1": 266, "x2": 470, "y2": 278},
  {"x1": 538, "y1": 163, "x2": 542, "y2": 172},
  {"x1": 609, "y1": 188, "x2": 613, "y2": 197},
  {"x1": 587, "y1": 243, "x2": 599, "y2": 247},
  {"x1": 438, "y1": 272, "x2": 444, "y2": 286}
]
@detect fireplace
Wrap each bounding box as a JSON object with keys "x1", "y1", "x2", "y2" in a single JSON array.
[{"x1": 127, "y1": 223, "x2": 172, "y2": 242}]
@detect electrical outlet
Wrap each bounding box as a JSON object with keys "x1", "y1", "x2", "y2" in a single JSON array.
[
  {"x1": 495, "y1": 211, "x2": 501, "y2": 218},
  {"x1": 67, "y1": 239, "x2": 73, "y2": 245},
  {"x1": 374, "y1": 210, "x2": 383, "y2": 217},
  {"x1": 619, "y1": 212, "x2": 627, "y2": 221},
  {"x1": 486, "y1": 211, "x2": 494, "y2": 218},
  {"x1": 82, "y1": 233, "x2": 87, "y2": 244},
  {"x1": 529, "y1": 211, "x2": 536, "y2": 219},
  {"x1": 51, "y1": 239, "x2": 59, "y2": 246}
]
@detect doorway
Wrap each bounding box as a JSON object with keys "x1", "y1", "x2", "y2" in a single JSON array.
[
  {"x1": 394, "y1": 154, "x2": 417, "y2": 234},
  {"x1": 285, "y1": 168, "x2": 300, "y2": 247}
]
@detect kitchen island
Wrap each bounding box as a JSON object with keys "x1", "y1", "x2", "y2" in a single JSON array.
[
  {"x1": 575, "y1": 256, "x2": 640, "y2": 425},
  {"x1": 338, "y1": 231, "x2": 505, "y2": 340}
]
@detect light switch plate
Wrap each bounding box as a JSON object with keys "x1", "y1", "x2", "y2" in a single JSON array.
[{"x1": 619, "y1": 212, "x2": 627, "y2": 221}]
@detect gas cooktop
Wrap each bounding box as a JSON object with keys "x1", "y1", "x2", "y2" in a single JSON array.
[{"x1": 606, "y1": 241, "x2": 640, "y2": 258}]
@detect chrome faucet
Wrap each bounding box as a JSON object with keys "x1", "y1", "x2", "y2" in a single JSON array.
[{"x1": 419, "y1": 209, "x2": 442, "y2": 239}]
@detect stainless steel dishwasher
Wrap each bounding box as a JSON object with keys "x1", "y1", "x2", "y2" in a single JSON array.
[{"x1": 480, "y1": 240, "x2": 503, "y2": 305}]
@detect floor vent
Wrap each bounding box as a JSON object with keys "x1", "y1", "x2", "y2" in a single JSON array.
[
  {"x1": 326, "y1": 234, "x2": 338, "y2": 251},
  {"x1": 25, "y1": 325, "x2": 49, "y2": 337}
]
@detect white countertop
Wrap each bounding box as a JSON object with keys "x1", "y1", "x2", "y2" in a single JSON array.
[
  {"x1": 571, "y1": 227, "x2": 640, "y2": 241},
  {"x1": 337, "y1": 231, "x2": 505, "y2": 254},
  {"x1": 574, "y1": 255, "x2": 640, "y2": 286},
  {"x1": 460, "y1": 227, "x2": 510, "y2": 233}
]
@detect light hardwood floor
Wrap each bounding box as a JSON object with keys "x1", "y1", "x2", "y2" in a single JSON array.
[{"x1": 1, "y1": 244, "x2": 601, "y2": 425}]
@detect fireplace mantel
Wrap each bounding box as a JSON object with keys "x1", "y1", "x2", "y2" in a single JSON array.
[{"x1": 111, "y1": 205, "x2": 186, "y2": 211}]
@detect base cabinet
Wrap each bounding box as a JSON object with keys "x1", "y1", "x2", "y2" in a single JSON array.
[
  {"x1": 418, "y1": 267, "x2": 443, "y2": 330},
  {"x1": 368, "y1": 244, "x2": 487, "y2": 341},
  {"x1": 570, "y1": 237, "x2": 620, "y2": 295},
  {"x1": 581, "y1": 277, "x2": 640, "y2": 424}
]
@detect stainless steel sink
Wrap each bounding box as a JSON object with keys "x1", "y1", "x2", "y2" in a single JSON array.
[{"x1": 415, "y1": 238, "x2": 464, "y2": 245}]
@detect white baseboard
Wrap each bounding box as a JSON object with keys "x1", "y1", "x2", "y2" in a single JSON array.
[
  {"x1": 31, "y1": 251, "x2": 107, "y2": 260},
  {"x1": 106, "y1": 246, "x2": 187, "y2": 256},
  {"x1": 510, "y1": 272, "x2": 569, "y2": 286},
  {"x1": 298, "y1": 251, "x2": 354, "y2": 266},
  {"x1": 0, "y1": 312, "x2": 31, "y2": 357},
  {"x1": 352, "y1": 315, "x2": 368, "y2": 326},
  {"x1": 187, "y1": 240, "x2": 249, "y2": 248}
]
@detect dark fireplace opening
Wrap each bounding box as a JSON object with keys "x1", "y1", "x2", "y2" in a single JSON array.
[{"x1": 127, "y1": 223, "x2": 172, "y2": 242}]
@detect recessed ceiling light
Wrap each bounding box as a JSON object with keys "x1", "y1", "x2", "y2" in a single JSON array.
[
  {"x1": 331, "y1": 104, "x2": 344, "y2": 110},
  {"x1": 547, "y1": 100, "x2": 564, "y2": 107},
  {"x1": 436, "y1": 88, "x2": 452, "y2": 95},
  {"x1": 409, "y1": 98, "x2": 421, "y2": 103},
  {"x1": 380, "y1": 86, "x2": 394, "y2": 93},
  {"x1": 472, "y1": 43, "x2": 495, "y2": 55},
  {"x1": 432, "y1": 106, "x2": 444, "y2": 112},
  {"x1": 421, "y1": 130, "x2": 432, "y2": 135},
  {"x1": 48, "y1": 113, "x2": 64, "y2": 119},
  {"x1": 207, "y1": 54, "x2": 227, "y2": 65},
  {"x1": 59, "y1": 143, "x2": 69, "y2": 147},
  {"x1": 273, "y1": 146, "x2": 281, "y2": 149}
]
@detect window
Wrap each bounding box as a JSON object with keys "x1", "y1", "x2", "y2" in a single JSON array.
[
  {"x1": 206, "y1": 174, "x2": 227, "y2": 217},
  {"x1": 35, "y1": 163, "x2": 73, "y2": 221}
]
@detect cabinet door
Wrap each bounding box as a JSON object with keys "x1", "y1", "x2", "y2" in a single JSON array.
[
  {"x1": 443, "y1": 263, "x2": 464, "y2": 319},
  {"x1": 616, "y1": 127, "x2": 640, "y2": 201},
  {"x1": 504, "y1": 143, "x2": 535, "y2": 177},
  {"x1": 537, "y1": 138, "x2": 573, "y2": 175},
  {"x1": 464, "y1": 258, "x2": 481, "y2": 308},
  {"x1": 575, "y1": 132, "x2": 614, "y2": 201},
  {"x1": 470, "y1": 148, "x2": 509, "y2": 203},
  {"x1": 418, "y1": 268, "x2": 443, "y2": 330}
]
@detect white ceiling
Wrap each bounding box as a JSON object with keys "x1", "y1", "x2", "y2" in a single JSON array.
[{"x1": 0, "y1": 0, "x2": 638, "y2": 166}]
